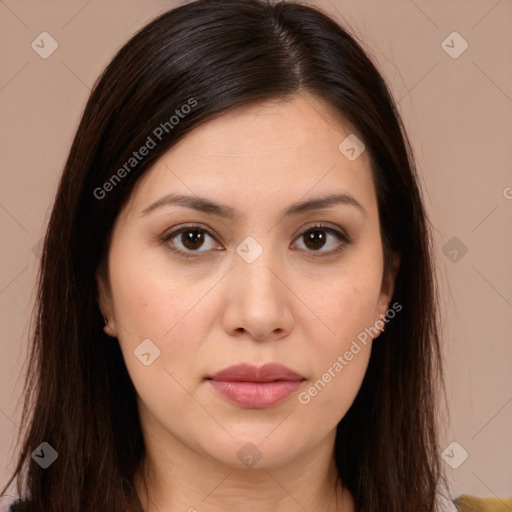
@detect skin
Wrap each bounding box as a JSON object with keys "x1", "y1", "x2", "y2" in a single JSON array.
[{"x1": 97, "y1": 92, "x2": 400, "y2": 512}]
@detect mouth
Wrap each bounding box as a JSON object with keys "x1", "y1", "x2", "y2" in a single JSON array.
[{"x1": 206, "y1": 363, "x2": 306, "y2": 409}]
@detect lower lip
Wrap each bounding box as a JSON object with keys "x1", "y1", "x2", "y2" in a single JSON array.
[{"x1": 208, "y1": 380, "x2": 303, "y2": 409}]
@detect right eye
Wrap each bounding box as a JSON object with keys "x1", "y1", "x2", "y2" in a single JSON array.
[{"x1": 160, "y1": 224, "x2": 223, "y2": 259}]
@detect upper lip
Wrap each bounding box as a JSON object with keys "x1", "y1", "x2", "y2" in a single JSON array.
[{"x1": 208, "y1": 363, "x2": 305, "y2": 382}]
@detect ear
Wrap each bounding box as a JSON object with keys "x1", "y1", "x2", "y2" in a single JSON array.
[
  {"x1": 375, "y1": 250, "x2": 401, "y2": 319},
  {"x1": 95, "y1": 264, "x2": 118, "y2": 338}
]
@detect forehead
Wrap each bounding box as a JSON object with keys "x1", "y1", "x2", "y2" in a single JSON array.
[
  {"x1": 164, "y1": 93, "x2": 368, "y2": 167},
  {"x1": 123, "y1": 93, "x2": 377, "y2": 220}
]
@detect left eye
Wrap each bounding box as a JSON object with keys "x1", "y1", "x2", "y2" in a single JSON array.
[
  {"x1": 160, "y1": 223, "x2": 349, "y2": 259},
  {"x1": 293, "y1": 224, "x2": 349, "y2": 255}
]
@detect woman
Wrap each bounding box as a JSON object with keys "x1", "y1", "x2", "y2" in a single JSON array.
[{"x1": 1, "y1": 0, "x2": 458, "y2": 510}]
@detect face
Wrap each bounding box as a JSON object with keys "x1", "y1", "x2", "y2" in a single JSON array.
[{"x1": 97, "y1": 93, "x2": 399, "y2": 470}]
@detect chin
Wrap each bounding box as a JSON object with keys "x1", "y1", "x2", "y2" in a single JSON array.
[{"x1": 202, "y1": 434, "x2": 303, "y2": 470}]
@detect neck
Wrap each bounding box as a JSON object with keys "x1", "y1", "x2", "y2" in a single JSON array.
[{"x1": 133, "y1": 433, "x2": 354, "y2": 512}]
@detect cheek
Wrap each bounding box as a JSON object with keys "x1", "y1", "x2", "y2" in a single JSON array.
[
  {"x1": 108, "y1": 235, "x2": 200, "y2": 338},
  {"x1": 297, "y1": 344, "x2": 371, "y2": 431},
  {"x1": 107, "y1": 258, "x2": 204, "y2": 424},
  {"x1": 296, "y1": 257, "x2": 382, "y2": 416},
  {"x1": 325, "y1": 283, "x2": 380, "y2": 343},
  {"x1": 107, "y1": 241, "x2": 215, "y2": 385},
  {"x1": 307, "y1": 260, "x2": 383, "y2": 353},
  {"x1": 296, "y1": 282, "x2": 378, "y2": 422}
]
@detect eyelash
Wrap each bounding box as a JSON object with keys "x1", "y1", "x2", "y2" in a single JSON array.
[{"x1": 159, "y1": 222, "x2": 351, "y2": 260}]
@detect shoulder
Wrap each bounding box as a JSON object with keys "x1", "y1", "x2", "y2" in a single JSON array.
[
  {"x1": 435, "y1": 482, "x2": 459, "y2": 512},
  {"x1": 0, "y1": 496, "x2": 14, "y2": 512},
  {"x1": 453, "y1": 494, "x2": 512, "y2": 511},
  {"x1": 436, "y1": 493, "x2": 459, "y2": 511},
  {"x1": 0, "y1": 496, "x2": 15, "y2": 512},
  {"x1": 0, "y1": 497, "x2": 28, "y2": 512}
]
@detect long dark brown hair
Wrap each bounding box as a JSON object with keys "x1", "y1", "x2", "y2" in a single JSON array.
[{"x1": 2, "y1": 0, "x2": 448, "y2": 510}]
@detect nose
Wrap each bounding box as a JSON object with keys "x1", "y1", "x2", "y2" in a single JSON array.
[{"x1": 221, "y1": 248, "x2": 294, "y2": 342}]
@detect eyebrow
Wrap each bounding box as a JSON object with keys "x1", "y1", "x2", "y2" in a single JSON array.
[{"x1": 141, "y1": 192, "x2": 367, "y2": 218}]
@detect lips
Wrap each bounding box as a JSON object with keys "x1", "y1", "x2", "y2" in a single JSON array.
[
  {"x1": 209, "y1": 363, "x2": 304, "y2": 382},
  {"x1": 206, "y1": 363, "x2": 305, "y2": 409}
]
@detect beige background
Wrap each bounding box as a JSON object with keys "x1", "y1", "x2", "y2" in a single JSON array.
[{"x1": 1, "y1": 0, "x2": 511, "y2": 501}]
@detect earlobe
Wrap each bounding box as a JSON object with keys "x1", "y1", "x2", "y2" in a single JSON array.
[
  {"x1": 103, "y1": 318, "x2": 117, "y2": 338},
  {"x1": 95, "y1": 266, "x2": 118, "y2": 338},
  {"x1": 377, "y1": 250, "x2": 401, "y2": 315}
]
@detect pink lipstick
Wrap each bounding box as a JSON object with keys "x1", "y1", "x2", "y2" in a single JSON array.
[{"x1": 207, "y1": 363, "x2": 305, "y2": 409}]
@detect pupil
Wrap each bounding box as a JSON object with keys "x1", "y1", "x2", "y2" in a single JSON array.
[
  {"x1": 182, "y1": 230, "x2": 203, "y2": 250},
  {"x1": 305, "y1": 230, "x2": 325, "y2": 250}
]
